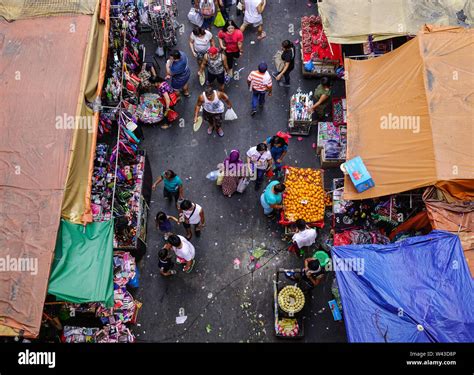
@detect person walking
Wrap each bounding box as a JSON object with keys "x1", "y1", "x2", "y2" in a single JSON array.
[
  {"x1": 189, "y1": 27, "x2": 215, "y2": 66},
  {"x1": 195, "y1": 0, "x2": 219, "y2": 30},
  {"x1": 240, "y1": 0, "x2": 266, "y2": 40},
  {"x1": 218, "y1": 20, "x2": 244, "y2": 76},
  {"x1": 265, "y1": 132, "x2": 290, "y2": 176},
  {"x1": 179, "y1": 200, "x2": 205, "y2": 240},
  {"x1": 198, "y1": 47, "x2": 230, "y2": 92},
  {"x1": 164, "y1": 234, "x2": 196, "y2": 273},
  {"x1": 221, "y1": 149, "x2": 244, "y2": 197},
  {"x1": 152, "y1": 170, "x2": 184, "y2": 208},
  {"x1": 218, "y1": 0, "x2": 234, "y2": 21},
  {"x1": 260, "y1": 181, "x2": 285, "y2": 218},
  {"x1": 309, "y1": 76, "x2": 332, "y2": 120},
  {"x1": 247, "y1": 62, "x2": 272, "y2": 116},
  {"x1": 193, "y1": 86, "x2": 233, "y2": 137},
  {"x1": 246, "y1": 143, "x2": 272, "y2": 190},
  {"x1": 165, "y1": 50, "x2": 191, "y2": 97},
  {"x1": 272, "y1": 40, "x2": 295, "y2": 87}
]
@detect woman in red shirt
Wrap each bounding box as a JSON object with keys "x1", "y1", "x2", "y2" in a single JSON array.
[{"x1": 218, "y1": 20, "x2": 244, "y2": 76}]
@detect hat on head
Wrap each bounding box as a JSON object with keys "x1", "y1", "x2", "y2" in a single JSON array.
[
  {"x1": 208, "y1": 46, "x2": 219, "y2": 55},
  {"x1": 276, "y1": 131, "x2": 292, "y2": 143}
]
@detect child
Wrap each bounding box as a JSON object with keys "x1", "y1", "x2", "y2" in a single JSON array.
[
  {"x1": 155, "y1": 211, "x2": 179, "y2": 240},
  {"x1": 158, "y1": 248, "x2": 176, "y2": 277}
]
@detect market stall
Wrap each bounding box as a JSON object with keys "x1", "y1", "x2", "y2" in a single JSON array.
[
  {"x1": 287, "y1": 91, "x2": 316, "y2": 135},
  {"x1": 280, "y1": 167, "x2": 326, "y2": 234},
  {"x1": 316, "y1": 121, "x2": 346, "y2": 168},
  {"x1": 300, "y1": 15, "x2": 343, "y2": 78}
]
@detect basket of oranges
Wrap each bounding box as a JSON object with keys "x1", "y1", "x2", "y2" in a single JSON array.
[{"x1": 280, "y1": 167, "x2": 325, "y2": 227}]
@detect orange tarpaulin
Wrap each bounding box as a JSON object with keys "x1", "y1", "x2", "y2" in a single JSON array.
[{"x1": 344, "y1": 25, "x2": 474, "y2": 200}]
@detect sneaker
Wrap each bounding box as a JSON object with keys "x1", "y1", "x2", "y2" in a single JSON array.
[
  {"x1": 217, "y1": 128, "x2": 224, "y2": 137},
  {"x1": 207, "y1": 126, "x2": 213, "y2": 135},
  {"x1": 251, "y1": 110, "x2": 257, "y2": 116},
  {"x1": 169, "y1": 270, "x2": 177, "y2": 275}
]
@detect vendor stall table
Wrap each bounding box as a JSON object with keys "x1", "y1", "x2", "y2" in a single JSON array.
[{"x1": 280, "y1": 167, "x2": 325, "y2": 228}]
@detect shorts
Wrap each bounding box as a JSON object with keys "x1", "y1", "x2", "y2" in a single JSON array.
[
  {"x1": 203, "y1": 109, "x2": 223, "y2": 129},
  {"x1": 243, "y1": 19, "x2": 263, "y2": 28},
  {"x1": 207, "y1": 71, "x2": 225, "y2": 85}
]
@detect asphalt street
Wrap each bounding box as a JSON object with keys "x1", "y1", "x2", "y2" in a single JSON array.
[{"x1": 134, "y1": 0, "x2": 347, "y2": 343}]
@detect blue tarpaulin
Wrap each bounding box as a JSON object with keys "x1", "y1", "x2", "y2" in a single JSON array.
[{"x1": 332, "y1": 230, "x2": 474, "y2": 342}]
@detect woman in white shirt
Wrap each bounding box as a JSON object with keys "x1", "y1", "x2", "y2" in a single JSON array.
[
  {"x1": 179, "y1": 200, "x2": 206, "y2": 240},
  {"x1": 240, "y1": 0, "x2": 266, "y2": 40},
  {"x1": 246, "y1": 142, "x2": 272, "y2": 190},
  {"x1": 189, "y1": 27, "x2": 215, "y2": 65}
]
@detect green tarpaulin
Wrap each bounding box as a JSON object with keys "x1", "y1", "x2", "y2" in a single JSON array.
[{"x1": 48, "y1": 219, "x2": 114, "y2": 307}]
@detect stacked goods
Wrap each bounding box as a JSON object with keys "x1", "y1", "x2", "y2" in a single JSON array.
[
  {"x1": 283, "y1": 167, "x2": 325, "y2": 223},
  {"x1": 278, "y1": 286, "x2": 305, "y2": 314},
  {"x1": 276, "y1": 319, "x2": 299, "y2": 337}
]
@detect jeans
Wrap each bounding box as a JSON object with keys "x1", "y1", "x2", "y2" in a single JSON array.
[
  {"x1": 252, "y1": 90, "x2": 266, "y2": 110},
  {"x1": 220, "y1": 0, "x2": 233, "y2": 21},
  {"x1": 202, "y1": 16, "x2": 215, "y2": 29},
  {"x1": 255, "y1": 168, "x2": 265, "y2": 186},
  {"x1": 279, "y1": 69, "x2": 291, "y2": 84}
]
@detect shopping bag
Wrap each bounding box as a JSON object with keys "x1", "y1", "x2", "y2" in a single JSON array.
[
  {"x1": 274, "y1": 50, "x2": 285, "y2": 72},
  {"x1": 236, "y1": 178, "x2": 250, "y2": 193},
  {"x1": 188, "y1": 7, "x2": 203, "y2": 27},
  {"x1": 214, "y1": 11, "x2": 226, "y2": 27},
  {"x1": 166, "y1": 109, "x2": 179, "y2": 122},
  {"x1": 266, "y1": 169, "x2": 274, "y2": 178},
  {"x1": 206, "y1": 170, "x2": 220, "y2": 181},
  {"x1": 216, "y1": 172, "x2": 224, "y2": 186},
  {"x1": 224, "y1": 108, "x2": 238, "y2": 121}
]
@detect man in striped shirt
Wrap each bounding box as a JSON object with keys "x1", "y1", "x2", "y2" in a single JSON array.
[{"x1": 247, "y1": 62, "x2": 272, "y2": 116}]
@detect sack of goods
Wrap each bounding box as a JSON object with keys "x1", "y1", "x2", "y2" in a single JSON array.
[{"x1": 224, "y1": 108, "x2": 238, "y2": 121}]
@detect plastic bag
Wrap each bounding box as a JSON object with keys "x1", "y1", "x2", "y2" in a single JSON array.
[
  {"x1": 216, "y1": 173, "x2": 224, "y2": 186},
  {"x1": 224, "y1": 108, "x2": 238, "y2": 121},
  {"x1": 236, "y1": 178, "x2": 250, "y2": 193},
  {"x1": 188, "y1": 7, "x2": 204, "y2": 27},
  {"x1": 166, "y1": 109, "x2": 179, "y2": 122},
  {"x1": 214, "y1": 11, "x2": 225, "y2": 27},
  {"x1": 198, "y1": 71, "x2": 206, "y2": 86},
  {"x1": 206, "y1": 170, "x2": 220, "y2": 181}
]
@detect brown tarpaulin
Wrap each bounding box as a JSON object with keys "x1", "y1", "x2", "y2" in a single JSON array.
[
  {"x1": 318, "y1": 0, "x2": 473, "y2": 44},
  {"x1": 344, "y1": 25, "x2": 474, "y2": 200},
  {"x1": 423, "y1": 187, "x2": 474, "y2": 277},
  {"x1": 0, "y1": 15, "x2": 94, "y2": 337}
]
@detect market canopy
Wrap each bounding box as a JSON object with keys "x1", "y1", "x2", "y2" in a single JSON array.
[
  {"x1": 343, "y1": 25, "x2": 474, "y2": 200},
  {"x1": 48, "y1": 220, "x2": 114, "y2": 307},
  {"x1": 318, "y1": 0, "x2": 473, "y2": 43},
  {"x1": 332, "y1": 230, "x2": 474, "y2": 342},
  {"x1": 0, "y1": 0, "x2": 107, "y2": 337}
]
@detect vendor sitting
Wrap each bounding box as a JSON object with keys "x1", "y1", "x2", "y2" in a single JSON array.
[
  {"x1": 288, "y1": 219, "x2": 317, "y2": 255},
  {"x1": 150, "y1": 76, "x2": 180, "y2": 129},
  {"x1": 302, "y1": 257, "x2": 326, "y2": 288}
]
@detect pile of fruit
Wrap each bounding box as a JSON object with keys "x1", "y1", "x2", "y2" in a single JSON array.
[
  {"x1": 278, "y1": 286, "x2": 305, "y2": 314},
  {"x1": 283, "y1": 167, "x2": 325, "y2": 223}
]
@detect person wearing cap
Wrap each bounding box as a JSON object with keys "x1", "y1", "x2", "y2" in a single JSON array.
[
  {"x1": 198, "y1": 46, "x2": 230, "y2": 92},
  {"x1": 247, "y1": 62, "x2": 272, "y2": 116},
  {"x1": 193, "y1": 86, "x2": 233, "y2": 137},
  {"x1": 265, "y1": 132, "x2": 290, "y2": 176}
]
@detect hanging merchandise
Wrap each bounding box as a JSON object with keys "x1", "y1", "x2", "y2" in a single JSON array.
[
  {"x1": 113, "y1": 251, "x2": 137, "y2": 287},
  {"x1": 148, "y1": 0, "x2": 178, "y2": 50},
  {"x1": 61, "y1": 326, "x2": 100, "y2": 343},
  {"x1": 288, "y1": 90, "x2": 316, "y2": 135}
]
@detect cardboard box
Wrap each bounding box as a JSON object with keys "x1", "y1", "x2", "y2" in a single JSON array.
[{"x1": 342, "y1": 156, "x2": 375, "y2": 193}]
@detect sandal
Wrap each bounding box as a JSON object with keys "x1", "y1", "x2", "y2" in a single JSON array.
[
  {"x1": 217, "y1": 128, "x2": 224, "y2": 137},
  {"x1": 257, "y1": 31, "x2": 267, "y2": 40},
  {"x1": 207, "y1": 126, "x2": 213, "y2": 135}
]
